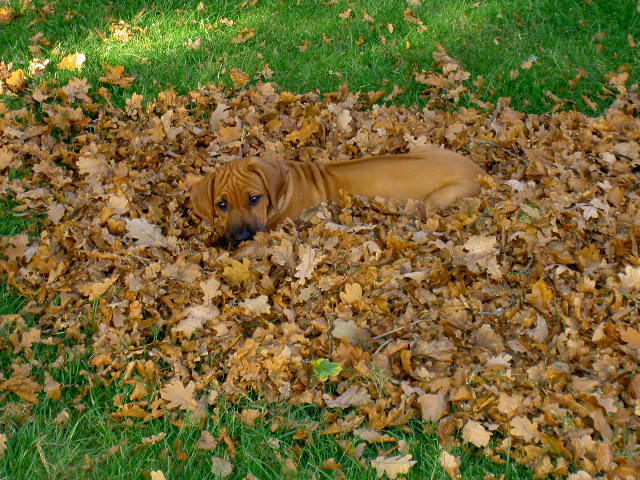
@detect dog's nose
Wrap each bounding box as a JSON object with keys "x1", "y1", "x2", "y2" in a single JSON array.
[{"x1": 230, "y1": 227, "x2": 255, "y2": 243}]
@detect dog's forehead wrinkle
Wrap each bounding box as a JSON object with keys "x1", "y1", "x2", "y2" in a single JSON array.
[{"x1": 216, "y1": 167, "x2": 263, "y2": 205}]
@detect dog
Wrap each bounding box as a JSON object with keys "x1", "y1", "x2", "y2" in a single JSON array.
[{"x1": 191, "y1": 146, "x2": 484, "y2": 244}]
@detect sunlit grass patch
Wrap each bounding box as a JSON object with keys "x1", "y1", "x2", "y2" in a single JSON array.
[{"x1": 1, "y1": 0, "x2": 638, "y2": 112}]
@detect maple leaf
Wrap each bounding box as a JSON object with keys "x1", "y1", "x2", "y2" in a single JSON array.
[
  {"x1": 200, "y1": 277, "x2": 221, "y2": 303},
  {"x1": 0, "y1": 6, "x2": 12, "y2": 23},
  {"x1": 0, "y1": 433, "x2": 6, "y2": 457},
  {"x1": 172, "y1": 304, "x2": 219, "y2": 337},
  {"x1": 439, "y1": 451, "x2": 461, "y2": 479},
  {"x1": 150, "y1": 471, "x2": 166, "y2": 480},
  {"x1": 43, "y1": 372, "x2": 61, "y2": 402},
  {"x1": 461, "y1": 420, "x2": 491, "y2": 447},
  {"x1": 0, "y1": 373, "x2": 42, "y2": 403},
  {"x1": 77, "y1": 153, "x2": 109, "y2": 177},
  {"x1": 510, "y1": 415, "x2": 539, "y2": 442},
  {"x1": 0, "y1": 147, "x2": 14, "y2": 171},
  {"x1": 353, "y1": 429, "x2": 395, "y2": 443},
  {"x1": 140, "y1": 432, "x2": 166, "y2": 447},
  {"x1": 6, "y1": 68, "x2": 26, "y2": 92},
  {"x1": 160, "y1": 380, "x2": 198, "y2": 412},
  {"x1": 525, "y1": 278, "x2": 553, "y2": 312},
  {"x1": 238, "y1": 408, "x2": 261, "y2": 426},
  {"x1": 125, "y1": 218, "x2": 171, "y2": 248},
  {"x1": 370, "y1": 454, "x2": 417, "y2": 479},
  {"x1": 56, "y1": 52, "x2": 85, "y2": 71}
]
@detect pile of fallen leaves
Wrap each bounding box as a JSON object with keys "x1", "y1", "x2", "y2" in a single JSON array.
[{"x1": 1, "y1": 49, "x2": 640, "y2": 479}]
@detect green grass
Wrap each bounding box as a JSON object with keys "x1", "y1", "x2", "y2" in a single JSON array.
[{"x1": 1, "y1": 0, "x2": 638, "y2": 112}]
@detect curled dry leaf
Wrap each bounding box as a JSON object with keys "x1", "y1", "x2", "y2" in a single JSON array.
[{"x1": 439, "y1": 451, "x2": 460, "y2": 479}]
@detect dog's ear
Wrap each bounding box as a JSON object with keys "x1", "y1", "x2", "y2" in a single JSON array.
[
  {"x1": 190, "y1": 171, "x2": 216, "y2": 224},
  {"x1": 248, "y1": 155, "x2": 288, "y2": 210}
]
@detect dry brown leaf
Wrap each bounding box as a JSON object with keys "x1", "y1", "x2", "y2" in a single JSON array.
[
  {"x1": 370, "y1": 454, "x2": 417, "y2": 479},
  {"x1": 229, "y1": 68, "x2": 248, "y2": 88},
  {"x1": 417, "y1": 393, "x2": 447, "y2": 422},
  {"x1": 195, "y1": 431, "x2": 217, "y2": 450},
  {"x1": 76, "y1": 275, "x2": 118, "y2": 301},
  {"x1": 160, "y1": 380, "x2": 198, "y2": 412},
  {"x1": 461, "y1": 420, "x2": 491, "y2": 447},
  {"x1": 211, "y1": 456, "x2": 233, "y2": 477},
  {"x1": 439, "y1": 450, "x2": 460, "y2": 479}
]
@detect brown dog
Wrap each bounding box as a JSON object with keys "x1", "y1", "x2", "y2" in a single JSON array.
[{"x1": 191, "y1": 146, "x2": 484, "y2": 244}]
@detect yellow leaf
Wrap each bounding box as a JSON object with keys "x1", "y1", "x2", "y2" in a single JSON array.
[
  {"x1": 6, "y1": 69, "x2": 26, "y2": 92},
  {"x1": 56, "y1": 52, "x2": 86, "y2": 71},
  {"x1": 223, "y1": 258, "x2": 251, "y2": 284},
  {"x1": 339, "y1": 283, "x2": 362, "y2": 304}
]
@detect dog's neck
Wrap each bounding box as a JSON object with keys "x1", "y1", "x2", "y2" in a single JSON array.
[{"x1": 267, "y1": 161, "x2": 340, "y2": 228}]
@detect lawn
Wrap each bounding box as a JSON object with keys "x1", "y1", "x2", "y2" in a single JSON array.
[{"x1": 1, "y1": 1, "x2": 639, "y2": 480}]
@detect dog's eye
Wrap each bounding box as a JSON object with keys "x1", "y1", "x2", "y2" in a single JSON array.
[
  {"x1": 248, "y1": 194, "x2": 262, "y2": 206},
  {"x1": 216, "y1": 200, "x2": 228, "y2": 211}
]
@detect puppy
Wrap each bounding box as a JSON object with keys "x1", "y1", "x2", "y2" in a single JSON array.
[{"x1": 191, "y1": 146, "x2": 484, "y2": 244}]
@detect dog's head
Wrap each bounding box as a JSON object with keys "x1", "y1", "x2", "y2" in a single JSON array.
[{"x1": 191, "y1": 155, "x2": 288, "y2": 244}]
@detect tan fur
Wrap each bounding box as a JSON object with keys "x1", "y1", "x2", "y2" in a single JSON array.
[{"x1": 191, "y1": 147, "x2": 485, "y2": 243}]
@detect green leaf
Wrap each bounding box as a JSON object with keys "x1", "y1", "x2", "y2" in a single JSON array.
[{"x1": 310, "y1": 359, "x2": 342, "y2": 382}]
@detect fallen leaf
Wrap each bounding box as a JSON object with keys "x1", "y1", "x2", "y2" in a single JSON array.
[
  {"x1": 461, "y1": 420, "x2": 491, "y2": 447},
  {"x1": 439, "y1": 450, "x2": 461, "y2": 479},
  {"x1": 56, "y1": 52, "x2": 86, "y2": 71},
  {"x1": 160, "y1": 380, "x2": 198, "y2": 412},
  {"x1": 211, "y1": 456, "x2": 233, "y2": 477},
  {"x1": 370, "y1": 454, "x2": 417, "y2": 479}
]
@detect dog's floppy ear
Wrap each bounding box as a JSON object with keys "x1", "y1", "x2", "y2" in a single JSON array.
[
  {"x1": 190, "y1": 171, "x2": 216, "y2": 224},
  {"x1": 247, "y1": 155, "x2": 288, "y2": 210}
]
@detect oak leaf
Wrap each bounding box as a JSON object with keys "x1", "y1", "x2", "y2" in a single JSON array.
[
  {"x1": 339, "y1": 283, "x2": 362, "y2": 304},
  {"x1": 222, "y1": 258, "x2": 251, "y2": 284},
  {"x1": 211, "y1": 456, "x2": 233, "y2": 477},
  {"x1": 160, "y1": 380, "x2": 198, "y2": 412},
  {"x1": 195, "y1": 431, "x2": 217, "y2": 450}
]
